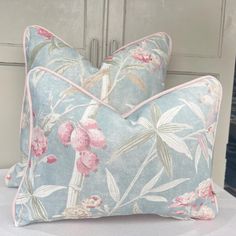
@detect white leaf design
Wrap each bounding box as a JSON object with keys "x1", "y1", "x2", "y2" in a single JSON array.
[
  {"x1": 179, "y1": 99, "x2": 205, "y2": 125},
  {"x1": 150, "y1": 178, "x2": 190, "y2": 193},
  {"x1": 31, "y1": 197, "x2": 48, "y2": 221},
  {"x1": 195, "y1": 145, "x2": 201, "y2": 173},
  {"x1": 136, "y1": 117, "x2": 153, "y2": 129},
  {"x1": 208, "y1": 148, "x2": 213, "y2": 160},
  {"x1": 33, "y1": 185, "x2": 66, "y2": 198},
  {"x1": 133, "y1": 202, "x2": 143, "y2": 214},
  {"x1": 106, "y1": 168, "x2": 120, "y2": 202},
  {"x1": 15, "y1": 193, "x2": 31, "y2": 204},
  {"x1": 198, "y1": 135, "x2": 209, "y2": 161},
  {"x1": 158, "y1": 133, "x2": 192, "y2": 159},
  {"x1": 140, "y1": 168, "x2": 164, "y2": 195},
  {"x1": 158, "y1": 122, "x2": 192, "y2": 133},
  {"x1": 156, "y1": 105, "x2": 184, "y2": 127},
  {"x1": 143, "y1": 195, "x2": 167, "y2": 202}
]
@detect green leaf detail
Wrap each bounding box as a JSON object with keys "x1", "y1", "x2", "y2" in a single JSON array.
[
  {"x1": 128, "y1": 73, "x2": 146, "y2": 91},
  {"x1": 156, "y1": 135, "x2": 173, "y2": 177},
  {"x1": 140, "y1": 168, "x2": 164, "y2": 195},
  {"x1": 151, "y1": 104, "x2": 161, "y2": 125},
  {"x1": 31, "y1": 197, "x2": 48, "y2": 221},
  {"x1": 28, "y1": 41, "x2": 50, "y2": 69},
  {"x1": 110, "y1": 129, "x2": 155, "y2": 163}
]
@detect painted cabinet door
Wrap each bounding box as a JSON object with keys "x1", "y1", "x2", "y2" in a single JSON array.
[
  {"x1": 0, "y1": 0, "x2": 105, "y2": 168},
  {"x1": 107, "y1": 0, "x2": 236, "y2": 186}
]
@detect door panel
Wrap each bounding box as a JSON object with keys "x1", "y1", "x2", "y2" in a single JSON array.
[{"x1": 0, "y1": 0, "x2": 105, "y2": 63}]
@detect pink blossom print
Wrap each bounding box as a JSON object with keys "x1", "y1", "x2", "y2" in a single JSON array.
[
  {"x1": 82, "y1": 195, "x2": 102, "y2": 208},
  {"x1": 196, "y1": 179, "x2": 216, "y2": 203},
  {"x1": 76, "y1": 151, "x2": 99, "y2": 176},
  {"x1": 82, "y1": 118, "x2": 99, "y2": 129},
  {"x1": 58, "y1": 121, "x2": 74, "y2": 146},
  {"x1": 71, "y1": 127, "x2": 90, "y2": 152},
  {"x1": 37, "y1": 27, "x2": 53, "y2": 40},
  {"x1": 132, "y1": 51, "x2": 152, "y2": 63},
  {"x1": 170, "y1": 192, "x2": 196, "y2": 208},
  {"x1": 191, "y1": 205, "x2": 215, "y2": 220},
  {"x1": 70, "y1": 119, "x2": 106, "y2": 151},
  {"x1": 31, "y1": 127, "x2": 48, "y2": 157},
  {"x1": 46, "y1": 155, "x2": 57, "y2": 164}
]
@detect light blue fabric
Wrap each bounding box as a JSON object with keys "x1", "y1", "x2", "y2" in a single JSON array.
[
  {"x1": 6, "y1": 26, "x2": 171, "y2": 188},
  {"x1": 14, "y1": 68, "x2": 221, "y2": 226}
]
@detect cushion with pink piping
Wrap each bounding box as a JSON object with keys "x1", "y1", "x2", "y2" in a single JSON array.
[
  {"x1": 5, "y1": 25, "x2": 172, "y2": 187},
  {"x1": 13, "y1": 67, "x2": 221, "y2": 226}
]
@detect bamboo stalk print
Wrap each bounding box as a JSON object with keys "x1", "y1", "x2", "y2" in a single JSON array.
[
  {"x1": 66, "y1": 152, "x2": 83, "y2": 208},
  {"x1": 66, "y1": 66, "x2": 110, "y2": 208}
]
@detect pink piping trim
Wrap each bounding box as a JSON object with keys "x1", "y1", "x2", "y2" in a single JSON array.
[
  {"x1": 122, "y1": 75, "x2": 222, "y2": 118},
  {"x1": 19, "y1": 26, "x2": 172, "y2": 132},
  {"x1": 12, "y1": 68, "x2": 34, "y2": 226},
  {"x1": 19, "y1": 25, "x2": 72, "y2": 133},
  {"x1": 113, "y1": 32, "x2": 172, "y2": 60},
  {"x1": 32, "y1": 67, "x2": 118, "y2": 112}
]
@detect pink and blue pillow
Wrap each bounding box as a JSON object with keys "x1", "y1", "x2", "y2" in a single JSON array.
[
  {"x1": 13, "y1": 67, "x2": 221, "y2": 226},
  {"x1": 5, "y1": 26, "x2": 172, "y2": 187}
]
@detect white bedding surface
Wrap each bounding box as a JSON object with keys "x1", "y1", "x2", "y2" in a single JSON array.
[{"x1": 1, "y1": 169, "x2": 236, "y2": 236}]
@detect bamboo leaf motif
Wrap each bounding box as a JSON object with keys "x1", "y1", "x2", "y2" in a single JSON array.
[
  {"x1": 152, "y1": 48, "x2": 169, "y2": 64},
  {"x1": 156, "y1": 135, "x2": 173, "y2": 176},
  {"x1": 33, "y1": 185, "x2": 66, "y2": 198},
  {"x1": 123, "y1": 64, "x2": 146, "y2": 71},
  {"x1": 136, "y1": 117, "x2": 153, "y2": 129},
  {"x1": 106, "y1": 168, "x2": 120, "y2": 202},
  {"x1": 133, "y1": 202, "x2": 143, "y2": 214},
  {"x1": 140, "y1": 168, "x2": 164, "y2": 195},
  {"x1": 28, "y1": 41, "x2": 50, "y2": 69},
  {"x1": 143, "y1": 195, "x2": 167, "y2": 202},
  {"x1": 127, "y1": 73, "x2": 146, "y2": 91},
  {"x1": 156, "y1": 105, "x2": 184, "y2": 127},
  {"x1": 179, "y1": 98, "x2": 206, "y2": 125},
  {"x1": 151, "y1": 103, "x2": 161, "y2": 125},
  {"x1": 158, "y1": 123, "x2": 192, "y2": 133},
  {"x1": 31, "y1": 197, "x2": 48, "y2": 221},
  {"x1": 198, "y1": 134, "x2": 209, "y2": 162},
  {"x1": 83, "y1": 69, "x2": 108, "y2": 90},
  {"x1": 158, "y1": 132, "x2": 192, "y2": 159},
  {"x1": 15, "y1": 193, "x2": 31, "y2": 205},
  {"x1": 110, "y1": 129, "x2": 155, "y2": 163},
  {"x1": 150, "y1": 178, "x2": 190, "y2": 193},
  {"x1": 195, "y1": 145, "x2": 201, "y2": 173}
]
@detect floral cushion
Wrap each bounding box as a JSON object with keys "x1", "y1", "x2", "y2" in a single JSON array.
[
  {"x1": 5, "y1": 25, "x2": 172, "y2": 187},
  {"x1": 13, "y1": 67, "x2": 221, "y2": 226}
]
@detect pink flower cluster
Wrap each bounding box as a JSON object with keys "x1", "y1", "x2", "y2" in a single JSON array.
[
  {"x1": 37, "y1": 27, "x2": 53, "y2": 40},
  {"x1": 196, "y1": 179, "x2": 216, "y2": 203},
  {"x1": 31, "y1": 127, "x2": 48, "y2": 157},
  {"x1": 82, "y1": 195, "x2": 102, "y2": 208},
  {"x1": 170, "y1": 179, "x2": 217, "y2": 220},
  {"x1": 132, "y1": 51, "x2": 152, "y2": 63},
  {"x1": 57, "y1": 119, "x2": 106, "y2": 176}
]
